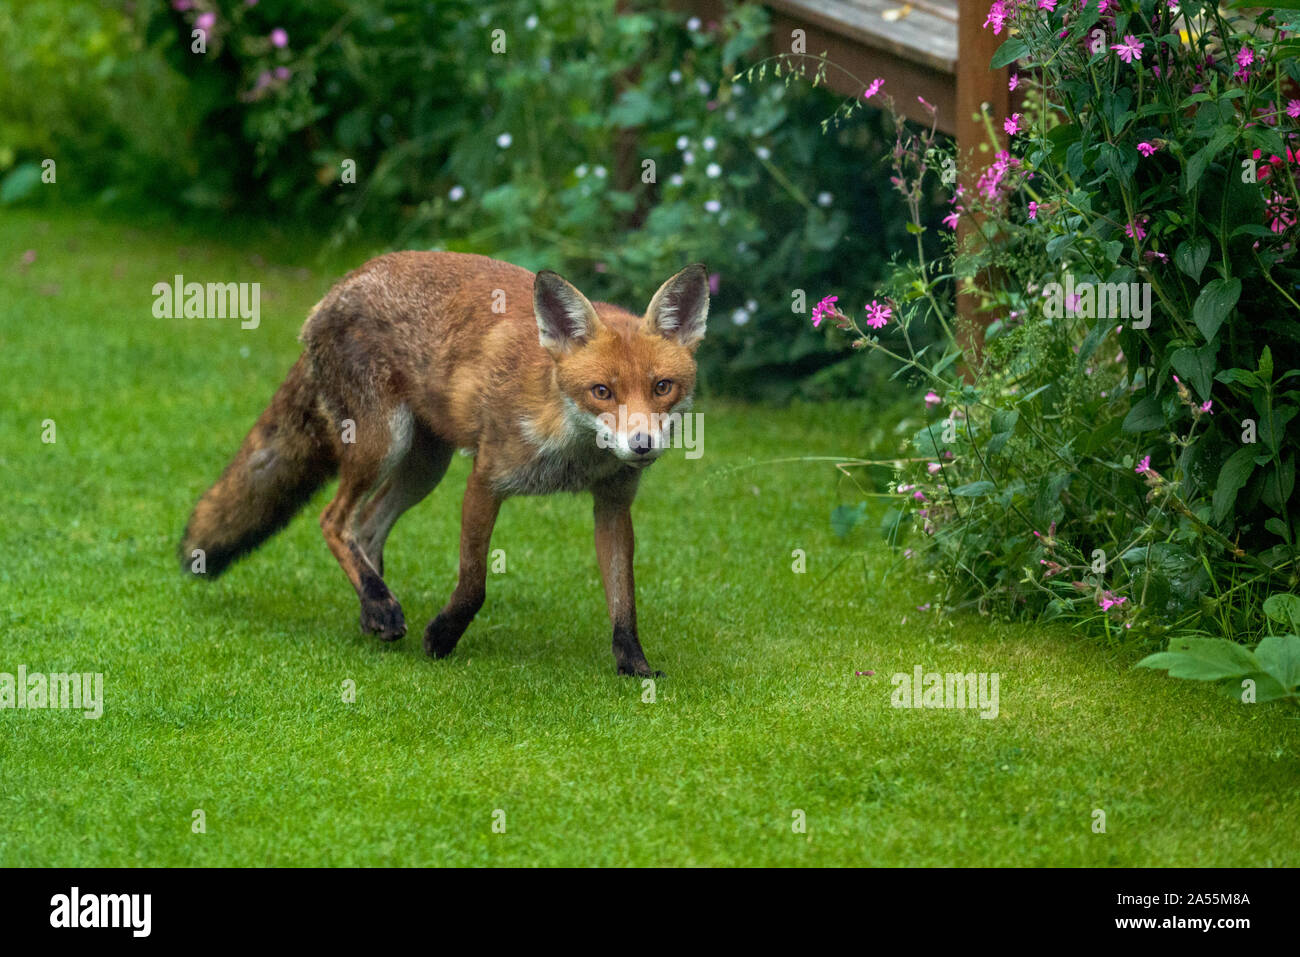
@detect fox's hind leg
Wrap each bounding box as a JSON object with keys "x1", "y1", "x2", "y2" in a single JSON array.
[
  {"x1": 354, "y1": 420, "x2": 453, "y2": 577},
  {"x1": 320, "y1": 406, "x2": 415, "y2": 641}
]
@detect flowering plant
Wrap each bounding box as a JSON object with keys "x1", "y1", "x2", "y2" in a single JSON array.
[{"x1": 780, "y1": 1, "x2": 1300, "y2": 642}]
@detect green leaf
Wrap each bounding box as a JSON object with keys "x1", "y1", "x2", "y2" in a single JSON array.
[
  {"x1": 991, "y1": 38, "x2": 1029, "y2": 69},
  {"x1": 1122, "y1": 395, "x2": 1165, "y2": 432},
  {"x1": 1136, "y1": 637, "x2": 1257, "y2": 681},
  {"x1": 1254, "y1": 634, "x2": 1300, "y2": 692},
  {"x1": 1174, "y1": 237, "x2": 1210, "y2": 283},
  {"x1": 1191, "y1": 278, "x2": 1241, "y2": 342},
  {"x1": 952, "y1": 481, "x2": 996, "y2": 497},
  {"x1": 1183, "y1": 126, "x2": 1237, "y2": 192},
  {"x1": 1170, "y1": 344, "x2": 1216, "y2": 401},
  {"x1": 1218, "y1": 672, "x2": 1292, "y2": 703},
  {"x1": 0, "y1": 163, "x2": 43, "y2": 205},
  {"x1": 830, "y1": 502, "x2": 867, "y2": 539},
  {"x1": 1263, "y1": 594, "x2": 1300, "y2": 629},
  {"x1": 1212, "y1": 446, "x2": 1258, "y2": 524}
]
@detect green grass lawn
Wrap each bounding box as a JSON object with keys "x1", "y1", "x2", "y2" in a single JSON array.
[{"x1": 1, "y1": 206, "x2": 1296, "y2": 866}]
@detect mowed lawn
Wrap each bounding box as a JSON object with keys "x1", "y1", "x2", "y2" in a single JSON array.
[{"x1": 0, "y1": 207, "x2": 1296, "y2": 867}]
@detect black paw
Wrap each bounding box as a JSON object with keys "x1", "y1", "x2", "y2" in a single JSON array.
[
  {"x1": 360, "y1": 598, "x2": 406, "y2": 641},
  {"x1": 423, "y1": 613, "x2": 466, "y2": 659},
  {"x1": 616, "y1": 662, "x2": 665, "y2": 678}
]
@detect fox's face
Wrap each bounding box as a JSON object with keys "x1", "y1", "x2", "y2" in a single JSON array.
[{"x1": 535, "y1": 265, "x2": 708, "y2": 466}]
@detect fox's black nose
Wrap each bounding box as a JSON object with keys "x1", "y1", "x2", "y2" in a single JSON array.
[{"x1": 630, "y1": 433, "x2": 653, "y2": 455}]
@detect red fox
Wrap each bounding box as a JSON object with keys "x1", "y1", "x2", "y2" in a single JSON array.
[{"x1": 179, "y1": 253, "x2": 709, "y2": 676}]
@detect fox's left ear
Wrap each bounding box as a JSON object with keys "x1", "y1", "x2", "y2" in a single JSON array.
[{"x1": 645, "y1": 263, "x2": 709, "y2": 348}]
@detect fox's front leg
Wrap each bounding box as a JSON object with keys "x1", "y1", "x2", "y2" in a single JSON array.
[
  {"x1": 424, "y1": 465, "x2": 500, "y2": 659},
  {"x1": 593, "y1": 481, "x2": 660, "y2": 677}
]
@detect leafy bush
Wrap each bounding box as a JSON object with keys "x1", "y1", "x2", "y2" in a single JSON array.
[
  {"x1": 0, "y1": 0, "x2": 921, "y2": 398},
  {"x1": 789, "y1": 1, "x2": 1300, "y2": 642}
]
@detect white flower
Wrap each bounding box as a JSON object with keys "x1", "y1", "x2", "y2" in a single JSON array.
[
  {"x1": 706, "y1": 162, "x2": 721, "y2": 178},
  {"x1": 496, "y1": 132, "x2": 512, "y2": 148},
  {"x1": 687, "y1": 16, "x2": 701, "y2": 30},
  {"x1": 731, "y1": 308, "x2": 750, "y2": 325},
  {"x1": 745, "y1": 299, "x2": 757, "y2": 312},
  {"x1": 669, "y1": 173, "x2": 684, "y2": 187},
  {"x1": 702, "y1": 136, "x2": 717, "y2": 151},
  {"x1": 525, "y1": 14, "x2": 538, "y2": 29},
  {"x1": 817, "y1": 191, "x2": 833, "y2": 207},
  {"x1": 448, "y1": 185, "x2": 465, "y2": 202},
  {"x1": 676, "y1": 135, "x2": 689, "y2": 150},
  {"x1": 755, "y1": 145, "x2": 771, "y2": 160},
  {"x1": 682, "y1": 150, "x2": 695, "y2": 165},
  {"x1": 736, "y1": 241, "x2": 748, "y2": 253},
  {"x1": 731, "y1": 84, "x2": 744, "y2": 96},
  {"x1": 669, "y1": 70, "x2": 682, "y2": 84},
  {"x1": 704, "y1": 199, "x2": 721, "y2": 213},
  {"x1": 696, "y1": 78, "x2": 710, "y2": 96},
  {"x1": 575, "y1": 164, "x2": 588, "y2": 178},
  {"x1": 593, "y1": 165, "x2": 607, "y2": 179}
]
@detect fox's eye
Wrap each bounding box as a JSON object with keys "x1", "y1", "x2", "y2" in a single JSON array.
[
  {"x1": 591, "y1": 384, "x2": 612, "y2": 401},
  {"x1": 654, "y1": 379, "x2": 673, "y2": 397}
]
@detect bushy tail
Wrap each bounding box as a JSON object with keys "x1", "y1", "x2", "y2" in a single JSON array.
[{"x1": 179, "y1": 355, "x2": 338, "y2": 578}]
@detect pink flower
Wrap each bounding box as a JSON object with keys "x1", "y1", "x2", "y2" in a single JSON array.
[
  {"x1": 864, "y1": 299, "x2": 892, "y2": 329},
  {"x1": 1135, "y1": 455, "x2": 1151, "y2": 474},
  {"x1": 864, "y1": 78, "x2": 884, "y2": 100},
  {"x1": 924, "y1": 391, "x2": 941, "y2": 406},
  {"x1": 196, "y1": 11, "x2": 215, "y2": 31},
  {"x1": 1099, "y1": 591, "x2": 1127, "y2": 612},
  {"x1": 1028, "y1": 201, "x2": 1038, "y2": 220},
  {"x1": 913, "y1": 490, "x2": 927, "y2": 501},
  {"x1": 1038, "y1": 0, "x2": 1056, "y2": 9},
  {"x1": 1288, "y1": 100, "x2": 1300, "y2": 120},
  {"x1": 927, "y1": 462, "x2": 942, "y2": 474},
  {"x1": 942, "y1": 211, "x2": 961, "y2": 229},
  {"x1": 1234, "y1": 46, "x2": 1254, "y2": 83},
  {"x1": 1137, "y1": 141, "x2": 1158, "y2": 157},
  {"x1": 1125, "y1": 215, "x2": 1149, "y2": 242},
  {"x1": 1009, "y1": 73, "x2": 1019, "y2": 91},
  {"x1": 1111, "y1": 36, "x2": 1145, "y2": 64},
  {"x1": 811, "y1": 294, "x2": 838, "y2": 328},
  {"x1": 1004, "y1": 113, "x2": 1022, "y2": 136},
  {"x1": 984, "y1": 1, "x2": 1007, "y2": 34},
  {"x1": 1200, "y1": 400, "x2": 1213, "y2": 415},
  {"x1": 976, "y1": 149, "x2": 1018, "y2": 201},
  {"x1": 270, "y1": 27, "x2": 289, "y2": 48},
  {"x1": 274, "y1": 66, "x2": 291, "y2": 81},
  {"x1": 917, "y1": 95, "x2": 936, "y2": 113},
  {"x1": 708, "y1": 272, "x2": 720, "y2": 295}
]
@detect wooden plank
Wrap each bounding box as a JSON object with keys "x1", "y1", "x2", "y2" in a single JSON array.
[
  {"x1": 766, "y1": 11, "x2": 957, "y2": 134},
  {"x1": 766, "y1": 0, "x2": 958, "y2": 74}
]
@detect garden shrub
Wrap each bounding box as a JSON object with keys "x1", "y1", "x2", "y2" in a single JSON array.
[{"x1": 0, "y1": 0, "x2": 926, "y2": 399}]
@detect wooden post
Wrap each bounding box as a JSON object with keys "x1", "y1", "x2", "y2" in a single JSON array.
[{"x1": 955, "y1": 0, "x2": 1011, "y2": 363}]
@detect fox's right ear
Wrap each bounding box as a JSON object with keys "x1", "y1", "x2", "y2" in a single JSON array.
[{"x1": 534, "y1": 270, "x2": 600, "y2": 356}]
